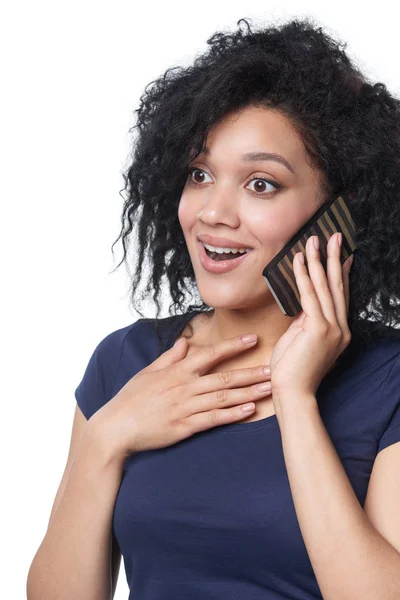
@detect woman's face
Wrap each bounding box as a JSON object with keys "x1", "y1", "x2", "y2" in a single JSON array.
[{"x1": 178, "y1": 105, "x2": 326, "y2": 311}]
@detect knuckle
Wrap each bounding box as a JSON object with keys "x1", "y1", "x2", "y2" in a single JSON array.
[
  {"x1": 329, "y1": 326, "x2": 342, "y2": 343},
  {"x1": 168, "y1": 397, "x2": 180, "y2": 412},
  {"x1": 342, "y1": 330, "x2": 352, "y2": 346},
  {"x1": 251, "y1": 385, "x2": 260, "y2": 398},
  {"x1": 317, "y1": 322, "x2": 329, "y2": 337},
  {"x1": 218, "y1": 370, "x2": 232, "y2": 385},
  {"x1": 179, "y1": 418, "x2": 193, "y2": 437},
  {"x1": 208, "y1": 409, "x2": 220, "y2": 427},
  {"x1": 215, "y1": 388, "x2": 228, "y2": 405}
]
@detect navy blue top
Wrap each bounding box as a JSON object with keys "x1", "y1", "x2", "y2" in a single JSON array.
[{"x1": 75, "y1": 310, "x2": 400, "y2": 599}]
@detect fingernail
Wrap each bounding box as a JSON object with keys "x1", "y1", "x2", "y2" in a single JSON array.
[
  {"x1": 262, "y1": 367, "x2": 271, "y2": 376},
  {"x1": 241, "y1": 334, "x2": 257, "y2": 344},
  {"x1": 257, "y1": 382, "x2": 272, "y2": 392},
  {"x1": 313, "y1": 235, "x2": 319, "y2": 250},
  {"x1": 337, "y1": 233, "x2": 343, "y2": 248},
  {"x1": 173, "y1": 337, "x2": 184, "y2": 347}
]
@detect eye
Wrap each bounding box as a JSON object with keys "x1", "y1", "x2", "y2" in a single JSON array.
[
  {"x1": 187, "y1": 167, "x2": 212, "y2": 184},
  {"x1": 186, "y1": 167, "x2": 281, "y2": 197},
  {"x1": 246, "y1": 177, "x2": 281, "y2": 196}
]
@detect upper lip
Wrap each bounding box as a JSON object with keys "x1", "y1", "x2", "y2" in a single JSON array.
[{"x1": 197, "y1": 234, "x2": 253, "y2": 249}]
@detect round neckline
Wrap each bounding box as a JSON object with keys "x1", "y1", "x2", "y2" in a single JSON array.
[
  {"x1": 165, "y1": 309, "x2": 279, "y2": 434},
  {"x1": 162, "y1": 309, "x2": 364, "y2": 435},
  {"x1": 165, "y1": 308, "x2": 206, "y2": 349},
  {"x1": 216, "y1": 412, "x2": 278, "y2": 433}
]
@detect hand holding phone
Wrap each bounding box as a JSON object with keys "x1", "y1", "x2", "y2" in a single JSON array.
[{"x1": 262, "y1": 192, "x2": 356, "y2": 316}]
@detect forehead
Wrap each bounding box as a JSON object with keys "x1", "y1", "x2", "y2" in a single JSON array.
[
  {"x1": 193, "y1": 108, "x2": 304, "y2": 172},
  {"x1": 204, "y1": 106, "x2": 303, "y2": 150},
  {"x1": 193, "y1": 106, "x2": 323, "y2": 186}
]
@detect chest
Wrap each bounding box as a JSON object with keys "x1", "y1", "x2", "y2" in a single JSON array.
[{"x1": 112, "y1": 409, "x2": 378, "y2": 592}]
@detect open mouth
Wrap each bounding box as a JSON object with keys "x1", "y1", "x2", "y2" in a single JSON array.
[
  {"x1": 204, "y1": 247, "x2": 249, "y2": 261},
  {"x1": 201, "y1": 240, "x2": 252, "y2": 261},
  {"x1": 198, "y1": 240, "x2": 252, "y2": 274}
]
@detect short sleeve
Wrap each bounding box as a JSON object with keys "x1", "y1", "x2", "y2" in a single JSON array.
[
  {"x1": 377, "y1": 351, "x2": 400, "y2": 453},
  {"x1": 74, "y1": 327, "x2": 129, "y2": 421}
]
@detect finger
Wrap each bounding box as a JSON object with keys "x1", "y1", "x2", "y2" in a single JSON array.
[
  {"x1": 186, "y1": 363, "x2": 271, "y2": 404},
  {"x1": 326, "y1": 233, "x2": 348, "y2": 329},
  {"x1": 293, "y1": 239, "x2": 325, "y2": 321},
  {"x1": 304, "y1": 235, "x2": 337, "y2": 324},
  {"x1": 342, "y1": 263, "x2": 350, "y2": 317},
  {"x1": 187, "y1": 379, "x2": 271, "y2": 419},
  {"x1": 342, "y1": 254, "x2": 354, "y2": 316},
  {"x1": 185, "y1": 368, "x2": 271, "y2": 416},
  {"x1": 182, "y1": 334, "x2": 258, "y2": 376},
  {"x1": 186, "y1": 400, "x2": 262, "y2": 433}
]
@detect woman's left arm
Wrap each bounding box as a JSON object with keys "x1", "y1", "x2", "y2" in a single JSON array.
[
  {"x1": 275, "y1": 392, "x2": 400, "y2": 600},
  {"x1": 268, "y1": 233, "x2": 400, "y2": 600}
]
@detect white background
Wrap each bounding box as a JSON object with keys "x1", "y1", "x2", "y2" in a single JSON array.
[{"x1": 2, "y1": 1, "x2": 399, "y2": 598}]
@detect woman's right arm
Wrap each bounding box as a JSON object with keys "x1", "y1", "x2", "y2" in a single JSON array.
[
  {"x1": 26, "y1": 405, "x2": 126, "y2": 600},
  {"x1": 26, "y1": 332, "x2": 271, "y2": 599}
]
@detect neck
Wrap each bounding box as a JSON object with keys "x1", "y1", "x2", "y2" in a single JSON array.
[{"x1": 204, "y1": 304, "x2": 296, "y2": 353}]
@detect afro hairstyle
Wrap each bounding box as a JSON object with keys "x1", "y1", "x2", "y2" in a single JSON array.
[{"x1": 110, "y1": 16, "x2": 400, "y2": 355}]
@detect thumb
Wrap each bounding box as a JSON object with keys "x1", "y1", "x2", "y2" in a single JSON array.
[{"x1": 142, "y1": 336, "x2": 188, "y2": 374}]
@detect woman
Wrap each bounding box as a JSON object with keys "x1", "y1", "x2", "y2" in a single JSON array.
[{"x1": 27, "y1": 16, "x2": 400, "y2": 600}]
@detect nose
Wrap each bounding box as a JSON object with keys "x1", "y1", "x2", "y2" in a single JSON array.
[{"x1": 196, "y1": 188, "x2": 240, "y2": 228}]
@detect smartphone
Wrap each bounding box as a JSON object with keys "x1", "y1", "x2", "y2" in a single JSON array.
[{"x1": 262, "y1": 191, "x2": 357, "y2": 317}]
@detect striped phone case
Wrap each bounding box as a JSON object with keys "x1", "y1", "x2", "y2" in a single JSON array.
[{"x1": 262, "y1": 192, "x2": 356, "y2": 317}]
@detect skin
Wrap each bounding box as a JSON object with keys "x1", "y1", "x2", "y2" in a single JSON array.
[{"x1": 177, "y1": 104, "x2": 330, "y2": 392}]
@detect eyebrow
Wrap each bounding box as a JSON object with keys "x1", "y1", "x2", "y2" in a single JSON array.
[{"x1": 199, "y1": 146, "x2": 295, "y2": 174}]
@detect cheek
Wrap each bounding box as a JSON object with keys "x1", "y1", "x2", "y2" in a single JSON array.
[
  {"x1": 249, "y1": 203, "x2": 312, "y2": 247},
  {"x1": 178, "y1": 193, "x2": 198, "y2": 231},
  {"x1": 247, "y1": 208, "x2": 288, "y2": 245}
]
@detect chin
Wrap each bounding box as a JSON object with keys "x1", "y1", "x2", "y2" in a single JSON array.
[{"x1": 196, "y1": 292, "x2": 261, "y2": 312}]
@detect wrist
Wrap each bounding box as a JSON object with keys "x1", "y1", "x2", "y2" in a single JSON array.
[
  {"x1": 273, "y1": 390, "x2": 318, "y2": 425},
  {"x1": 85, "y1": 413, "x2": 130, "y2": 468}
]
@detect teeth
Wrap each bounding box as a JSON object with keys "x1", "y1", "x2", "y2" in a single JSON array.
[{"x1": 202, "y1": 242, "x2": 250, "y2": 254}]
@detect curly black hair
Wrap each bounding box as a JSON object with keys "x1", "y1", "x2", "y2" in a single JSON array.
[{"x1": 110, "y1": 15, "x2": 400, "y2": 354}]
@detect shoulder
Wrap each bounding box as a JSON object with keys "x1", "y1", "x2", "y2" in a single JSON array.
[
  {"x1": 94, "y1": 311, "x2": 198, "y2": 368},
  {"x1": 75, "y1": 314, "x2": 193, "y2": 421},
  {"x1": 349, "y1": 324, "x2": 400, "y2": 399},
  {"x1": 91, "y1": 318, "x2": 150, "y2": 371},
  {"x1": 346, "y1": 322, "x2": 400, "y2": 373},
  {"x1": 90, "y1": 312, "x2": 194, "y2": 390},
  {"x1": 352, "y1": 325, "x2": 400, "y2": 452},
  {"x1": 319, "y1": 324, "x2": 400, "y2": 455},
  {"x1": 74, "y1": 318, "x2": 154, "y2": 420},
  {"x1": 321, "y1": 322, "x2": 400, "y2": 416}
]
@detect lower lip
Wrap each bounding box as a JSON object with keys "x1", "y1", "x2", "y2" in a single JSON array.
[{"x1": 197, "y1": 240, "x2": 252, "y2": 274}]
